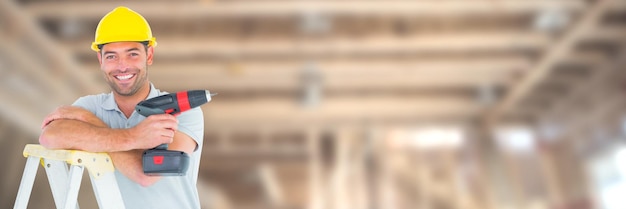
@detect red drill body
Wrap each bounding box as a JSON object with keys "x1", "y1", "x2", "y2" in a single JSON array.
[{"x1": 135, "y1": 90, "x2": 214, "y2": 117}]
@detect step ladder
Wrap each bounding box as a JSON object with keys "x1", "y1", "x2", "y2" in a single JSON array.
[{"x1": 14, "y1": 144, "x2": 125, "y2": 209}]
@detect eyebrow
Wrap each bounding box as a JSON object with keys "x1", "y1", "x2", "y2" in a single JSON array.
[
  {"x1": 102, "y1": 47, "x2": 142, "y2": 55},
  {"x1": 126, "y1": 47, "x2": 141, "y2": 53}
]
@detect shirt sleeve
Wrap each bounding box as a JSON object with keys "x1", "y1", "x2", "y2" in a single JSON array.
[
  {"x1": 176, "y1": 107, "x2": 204, "y2": 152},
  {"x1": 71, "y1": 95, "x2": 98, "y2": 112}
]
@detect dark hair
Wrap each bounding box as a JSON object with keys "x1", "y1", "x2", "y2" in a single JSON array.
[{"x1": 98, "y1": 41, "x2": 150, "y2": 52}]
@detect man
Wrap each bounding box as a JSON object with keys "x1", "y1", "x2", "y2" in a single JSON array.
[{"x1": 39, "y1": 6, "x2": 204, "y2": 209}]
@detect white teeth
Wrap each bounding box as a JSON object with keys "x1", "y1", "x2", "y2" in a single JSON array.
[{"x1": 115, "y1": 74, "x2": 133, "y2": 80}]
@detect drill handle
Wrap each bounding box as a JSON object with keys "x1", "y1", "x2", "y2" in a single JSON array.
[{"x1": 154, "y1": 143, "x2": 168, "y2": 150}]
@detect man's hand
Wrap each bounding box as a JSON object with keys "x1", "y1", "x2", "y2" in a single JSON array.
[{"x1": 128, "y1": 114, "x2": 179, "y2": 150}]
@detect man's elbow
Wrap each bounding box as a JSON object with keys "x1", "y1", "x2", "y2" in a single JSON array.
[
  {"x1": 136, "y1": 175, "x2": 161, "y2": 187},
  {"x1": 39, "y1": 134, "x2": 52, "y2": 148},
  {"x1": 39, "y1": 128, "x2": 60, "y2": 149}
]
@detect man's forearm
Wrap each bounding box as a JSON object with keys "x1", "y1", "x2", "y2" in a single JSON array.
[
  {"x1": 38, "y1": 106, "x2": 177, "y2": 186},
  {"x1": 109, "y1": 150, "x2": 161, "y2": 187},
  {"x1": 40, "y1": 119, "x2": 134, "y2": 152},
  {"x1": 39, "y1": 105, "x2": 175, "y2": 152}
]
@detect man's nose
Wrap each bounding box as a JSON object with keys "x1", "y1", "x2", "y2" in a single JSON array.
[{"x1": 116, "y1": 57, "x2": 131, "y2": 71}]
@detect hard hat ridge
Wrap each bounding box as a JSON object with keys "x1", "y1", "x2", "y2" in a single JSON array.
[{"x1": 91, "y1": 6, "x2": 157, "y2": 52}]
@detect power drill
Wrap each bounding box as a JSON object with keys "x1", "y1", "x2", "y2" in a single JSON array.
[{"x1": 135, "y1": 90, "x2": 215, "y2": 176}]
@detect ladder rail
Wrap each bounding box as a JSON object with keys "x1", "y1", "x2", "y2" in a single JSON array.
[
  {"x1": 89, "y1": 169, "x2": 126, "y2": 208},
  {"x1": 63, "y1": 165, "x2": 84, "y2": 209},
  {"x1": 13, "y1": 156, "x2": 40, "y2": 209},
  {"x1": 43, "y1": 158, "x2": 80, "y2": 209}
]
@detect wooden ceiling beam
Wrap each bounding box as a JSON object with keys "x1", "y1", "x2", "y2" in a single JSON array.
[
  {"x1": 79, "y1": 50, "x2": 606, "y2": 93},
  {"x1": 65, "y1": 32, "x2": 549, "y2": 58},
  {"x1": 0, "y1": 37, "x2": 76, "y2": 105},
  {"x1": 77, "y1": 56, "x2": 526, "y2": 93},
  {"x1": 0, "y1": 86, "x2": 45, "y2": 137},
  {"x1": 1, "y1": 0, "x2": 105, "y2": 95},
  {"x1": 25, "y1": 0, "x2": 586, "y2": 19},
  {"x1": 201, "y1": 95, "x2": 482, "y2": 125},
  {"x1": 63, "y1": 25, "x2": 625, "y2": 59},
  {"x1": 485, "y1": 0, "x2": 613, "y2": 123}
]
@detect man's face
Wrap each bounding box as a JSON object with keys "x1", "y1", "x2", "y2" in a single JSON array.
[{"x1": 97, "y1": 42, "x2": 153, "y2": 96}]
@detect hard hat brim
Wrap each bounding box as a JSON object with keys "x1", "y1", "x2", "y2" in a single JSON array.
[{"x1": 91, "y1": 37, "x2": 157, "y2": 52}]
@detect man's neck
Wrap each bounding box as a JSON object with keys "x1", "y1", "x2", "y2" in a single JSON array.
[{"x1": 114, "y1": 83, "x2": 151, "y2": 118}]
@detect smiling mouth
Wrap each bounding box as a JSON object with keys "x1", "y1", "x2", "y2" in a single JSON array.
[{"x1": 114, "y1": 74, "x2": 135, "y2": 81}]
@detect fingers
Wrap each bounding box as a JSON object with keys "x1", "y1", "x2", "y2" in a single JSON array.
[
  {"x1": 41, "y1": 105, "x2": 91, "y2": 129},
  {"x1": 146, "y1": 114, "x2": 178, "y2": 145},
  {"x1": 130, "y1": 114, "x2": 179, "y2": 149},
  {"x1": 158, "y1": 128, "x2": 175, "y2": 138},
  {"x1": 40, "y1": 106, "x2": 68, "y2": 129},
  {"x1": 159, "y1": 129, "x2": 175, "y2": 143},
  {"x1": 146, "y1": 114, "x2": 179, "y2": 131},
  {"x1": 41, "y1": 114, "x2": 57, "y2": 129}
]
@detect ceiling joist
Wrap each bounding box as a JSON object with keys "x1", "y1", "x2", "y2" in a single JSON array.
[
  {"x1": 486, "y1": 0, "x2": 614, "y2": 123},
  {"x1": 26, "y1": 1, "x2": 588, "y2": 19}
]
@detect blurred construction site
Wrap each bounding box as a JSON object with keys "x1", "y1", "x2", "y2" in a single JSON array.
[{"x1": 2, "y1": 0, "x2": 626, "y2": 208}]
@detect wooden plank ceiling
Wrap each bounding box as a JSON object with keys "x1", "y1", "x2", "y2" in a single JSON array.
[
  {"x1": 3, "y1": 0, "x2": 625, "y2": 128},
  {"x1": 2, "y1": 0, "x2": 626, "y2": 208}
]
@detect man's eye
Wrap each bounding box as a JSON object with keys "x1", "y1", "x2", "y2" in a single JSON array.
[
  {"x1": 130, "y1": 53, "x2": 139, "y2": 57},
  {"x1": 105, "y1": 55, "x2": 115, "y2": 60}
]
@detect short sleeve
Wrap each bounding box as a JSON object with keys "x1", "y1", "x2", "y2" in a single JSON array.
[
  {"x1": 72, "y1": 95, "x2": 99, "y2": 113},
  {"x1": 176, "y1": 107, "x2": 204, "y2": 152}
]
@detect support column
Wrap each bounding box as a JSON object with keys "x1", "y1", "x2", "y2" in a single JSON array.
[
  {"x1": 307, "y1": 127, "x2": 323, "y2": 209},
  {"x1": 378, "y1": 130, "x2": 397, "y2": 209},
  {"x1": 537, "y1": 144, "x2": 565, "y2": 207},
  {"x1": 330, "y1": 128, "x2": 352, "y2": 209},
  {"x1": 474, "y1": 122, "x2": 508, "y2": 209}
]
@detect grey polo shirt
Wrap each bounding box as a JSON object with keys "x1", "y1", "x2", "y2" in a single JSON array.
[{"x1": 72, "y1": 84, "x2": 204, "y2": 209}]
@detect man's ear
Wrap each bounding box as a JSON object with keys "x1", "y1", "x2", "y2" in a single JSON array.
[
  {"x1": 96, "y1": 51, "x2": 102, "y2": 65},
  {"x1": 146, "y1": 46, "x2": 154, "y2": 65}
]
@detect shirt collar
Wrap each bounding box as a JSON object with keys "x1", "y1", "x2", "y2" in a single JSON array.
[{"x1": 101, "y1": 83, "x2": 158, "y2": 111}]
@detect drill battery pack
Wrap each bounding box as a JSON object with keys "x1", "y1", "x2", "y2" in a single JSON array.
[{"x1": 142, "y1": 149, "x2": 190, "y2": 176}]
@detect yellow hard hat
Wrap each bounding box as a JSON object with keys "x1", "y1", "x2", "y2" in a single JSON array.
[{"x1": 91, "y1": 6, "x2": 157, "y2": 52}]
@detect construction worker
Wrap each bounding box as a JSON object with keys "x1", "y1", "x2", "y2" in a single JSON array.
[{"x1": 38, "y1": 6, "x2": 204, "y2": 209}]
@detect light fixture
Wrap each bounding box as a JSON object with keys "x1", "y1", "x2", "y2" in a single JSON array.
[
  {"x1": 299, "y1": 62, "x2": 323, "y2": 108},
  {"x1": 533, "y1": 8, "x2": 569, "y2": 34}
]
